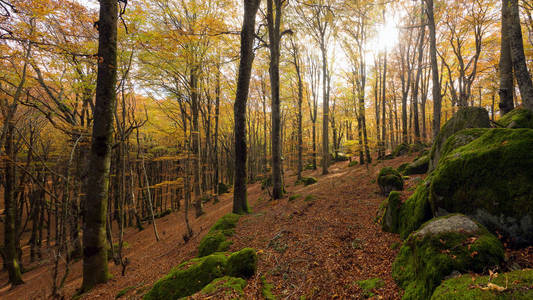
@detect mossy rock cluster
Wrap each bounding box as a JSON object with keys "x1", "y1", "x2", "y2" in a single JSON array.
[
  {"x1": 196, "y1": 276, "x2": 247, "y2": 298},
  {"x1": 430, "y1": 128, "x2": 533, "y2": 246},
  {"x1": 397, "y1": 179, "x2": 432, "y2": 239},
  {"x1": 198, "y1": 213, "x2": 240, "y2": 257},
  {"x1": 143, "y1": 248, "x2": 257, "y2": 300},
  {"x1": 348, "y1": 160, "x2": 358, "y2": 167},
  {"x1": 377, "y1": 167, "x2": 404, "y2": 196},
  {"x1": 392, "y1": 143, "x2": 410, "y2": 157},
  {"x1": 261, "y1": 176, "x2": 272, "y2": 190},
  {"x1": 429, "y1": 107, "x2": 490, "y2": 171},
  {"x1": 297, "y1": 176, "x2": 317, "y2": 186},
  {"x1": 498, "y1": 107, "x2": 533, "y2": 129},
  {"x1": 431, "y1": 268, "x2": 533, "y2": 299},
  {"x1": 392, "y1": 214, "x2": 504, "y2": 300},
  {"x1": 379, "y1": 191, "x2": 402, "y2": 233},
  {"x1": 403, "y1": 155, "x2": 429, "y2": 175}
]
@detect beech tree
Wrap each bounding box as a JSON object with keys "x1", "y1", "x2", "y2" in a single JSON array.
[{"x1": 81, "y1": 0, "x2": 117, "y2": 291}]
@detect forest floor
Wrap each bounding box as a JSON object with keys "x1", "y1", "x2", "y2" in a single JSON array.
[{"x1": 2, "y1": 154, "x2": 532, "y2": 299}]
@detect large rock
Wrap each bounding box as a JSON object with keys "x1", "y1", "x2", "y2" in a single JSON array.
[
  {"x1": 499, "y1": 107, "x2": 533, "y2": 129},
  {"x1": 430, "y1": 128, "x2": 533, "y2": 246},
  {"x1": 377, "y1": 167, "x2": 404, "y2": 195},
  {"x1": 379, "y1": 191, "x2": 402, "y2": 233},
  {"x1": 397, "y1": 179, "x2": 432, "y2": 239},
  {"x1": 144, "y1": 248, "x2": 257, "y2": 300},
  {"x1": 429, "y1": 107, "x2": 490, "y2": 171},
  {"x1": 431, "y1": 268, "x2": 533, "y2": 299},
  {"x1": 392, "y1": 214, "x2": 504, "y2": 300},
  {"x1": 403, "y1": 155, "x2": 429, "y2": 175}
]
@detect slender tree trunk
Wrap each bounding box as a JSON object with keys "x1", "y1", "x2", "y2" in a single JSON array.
[
  {"x1": 213, "y1": 64, "x2": 220, "y2": 201},
  {"x1": 321, "y1": 43, "x2": 329, "y2": 174},
  {"x1": 508, "y1": 0, "x2": 533, "y2": 110},
  {"x1": 4, "y1": 124, "x2": 24, "y2": 285},
  {"x1": 267, "y1": 0, "x2": 283, "y2": 199},
  {"x1": 233, "y1": 0, "x2": 260, "y2": 213},
  {"x1": 81, "y1": 0, "x2": 117, "y2": 290},
  {"x1": 426, "y1": 0, "x2": 442, "y2": 137},
  {"x1": 190, "y1": 69, "x2": 204, "y2": 217}
]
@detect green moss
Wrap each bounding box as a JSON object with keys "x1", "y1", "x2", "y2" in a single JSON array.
[
  {"x1": 498, "y1": 107, "x2": 533, "y2": 129},
  {"x1": 289, "y1": 194, "x2": 302, "y2": 202},
  {"x1": 304, "y1": 195, "x2": 314, "y2": 202},
  {"x1": 210, "y1": 213, "x2": 240, "y2": 234},
  {"x1": 403, "y1": 155, "x2": 429, "y2": 175},
  {"x1": 356, "y1": 278, "x2": 384, "y2": 298},
  {"x1": 438, "y1": 128, "x2": 489, "y2": 162},
  {"x1": 261, "y1": 276, "x2": 277, "y2": 300},
  {"x1": 261, "y1": 176, "x2": 272, "y2": 190},
  {"x1": 198, "y1": 276, "x2": 247, "y2": 297},
  {"x1": 116, "y1": 285, "x2": 136, "y2": 298},
  {"x1": 429, "y1": 128, "x2": 533, "y2": 246},
  {"x1": 432, "y1": 269, "x2": 533, "y2": 299},
  {"x1": 397, "y1": 163, "x2": 409, "y2": 173},
  {"x1": 429, "y1": 107, "x2": 490, "y2": 171},
  {"x1": 380, "y1": 191, "x2": 402, "y2": 233},
  {"x1": 145, "y1": 248, "x2": 257, "y2": 300},
  {"x1": 226, "y1": 248, "x2": 257, "y2": 279},
  {"x1": 198, "y1": 214, "x2": 240, "y2": 257},
  {"x1": 397, "y1": 180, "x2": 432, "y2": 239},
  {"x1": 392, "y1": 215, "x2": 504, "y2": 300},
  {"x1": 348, "y1": 160, "x2": 359, "y2": 167},
  {"x1": 143, "y1": 253, "x2": 228, "y2": 300},
  {"x1": 393, "y1": 143, "x2": 410, "y2": 157},
  {"x1": 297, "y1": 176, "x2": 317, "y2": 186},
  {"x1": 377, "y1": 167, "x2": 404, "y2": 195}
]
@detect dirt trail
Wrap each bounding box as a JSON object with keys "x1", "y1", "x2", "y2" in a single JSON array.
[{"x1": 0, "y1": 155, "x2": 421, "y2": 299}]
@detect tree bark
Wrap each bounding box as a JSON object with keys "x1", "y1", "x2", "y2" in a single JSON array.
[
  {"x1": 233, "y1": 0, "x2": 260, "y2": 213},
  {"x1": 81, "y1": 0, "x2": 117, "y2": 291},
  {"x1": 508, "y1": 0, "x2": 533, "y2": 110},
  {"x1": 267, "y1": 0, "x2": 283, "y2": 199},
  {"x1": 499, "y1": 0, "x2": 514, "y2": 114},
  {"x1": 425, "y1": 0, "x2": 442, "y2": 137}
]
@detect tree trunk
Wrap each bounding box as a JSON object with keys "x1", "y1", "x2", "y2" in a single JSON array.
[
  {"x1": 233, "y1": 0, "x2": 260, "y2": 213},
  {"x1": 267, "y1": 0, "x2": 284, "y2": 199},
  {"x1": 508, "y1": 0, "x2": 533, "y2": 110},
  {"x1": 81, "y1": 0, "x2": 117, "y2": 290},
  {"x1": 190, "y1": 69, "x2": 204, "y2": 217},
  {"x1": 4, "y1": 124, "x2": 24, "y2": 285},
  {"x1": 426, "y1": 0, "x2": 442, "y2": 137}
]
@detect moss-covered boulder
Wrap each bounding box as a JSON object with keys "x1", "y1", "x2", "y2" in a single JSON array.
[
  {"x1": 143, "y1": 253, "x2": 228, "y2": 300},
  {"x1": 403, "y1": 155, "x2": 429, "y2": 175},
  {"x1": 431, "y1": 268, "x2": 533, "y2": 299},
  {"x1": 437, "y1": 128, "x2": 489, "y2": 162},
  {"x1": 144, "y1": 248, "x2": 258, "y2": 300},
  {"x1": 397, "y1": 163, "x2": 410, "y2": 174},
  {"x1": 398, "y1": 179, "x2": 433, "y2": 239},
  {"x1": 499, "y1": 107, "x2": 533, "y2": 129},
  {"x1": 429, "y1": 128, "x2": 533, "y2": 246},
  {"x1": 380, "y1": 191, "x2": 402, "y2": 233},
  {"x1": 198, "y1": 214, "x2": 240, "y2": 257},
  {"x1": 194, "y1": 276, "x2": 247, "y2": 299},
  {"x1": 377, "y1": 167, "x2": 404, "y2": 195},
  {"x1": 392, "y1": 143, "x2": 410, "y2": 157},
  {"x1": 226, "y1": 248, "x2": 257, "y2": 279},
  {"x1": 298, "y1": 176, "x2": 317, "y2": 186},
  {"x1": 392, "y1": 214, "x2": 504, "y2": 300},
  {"x1": 429, "y1": 107, "x2": 490, "y2": 171}
]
